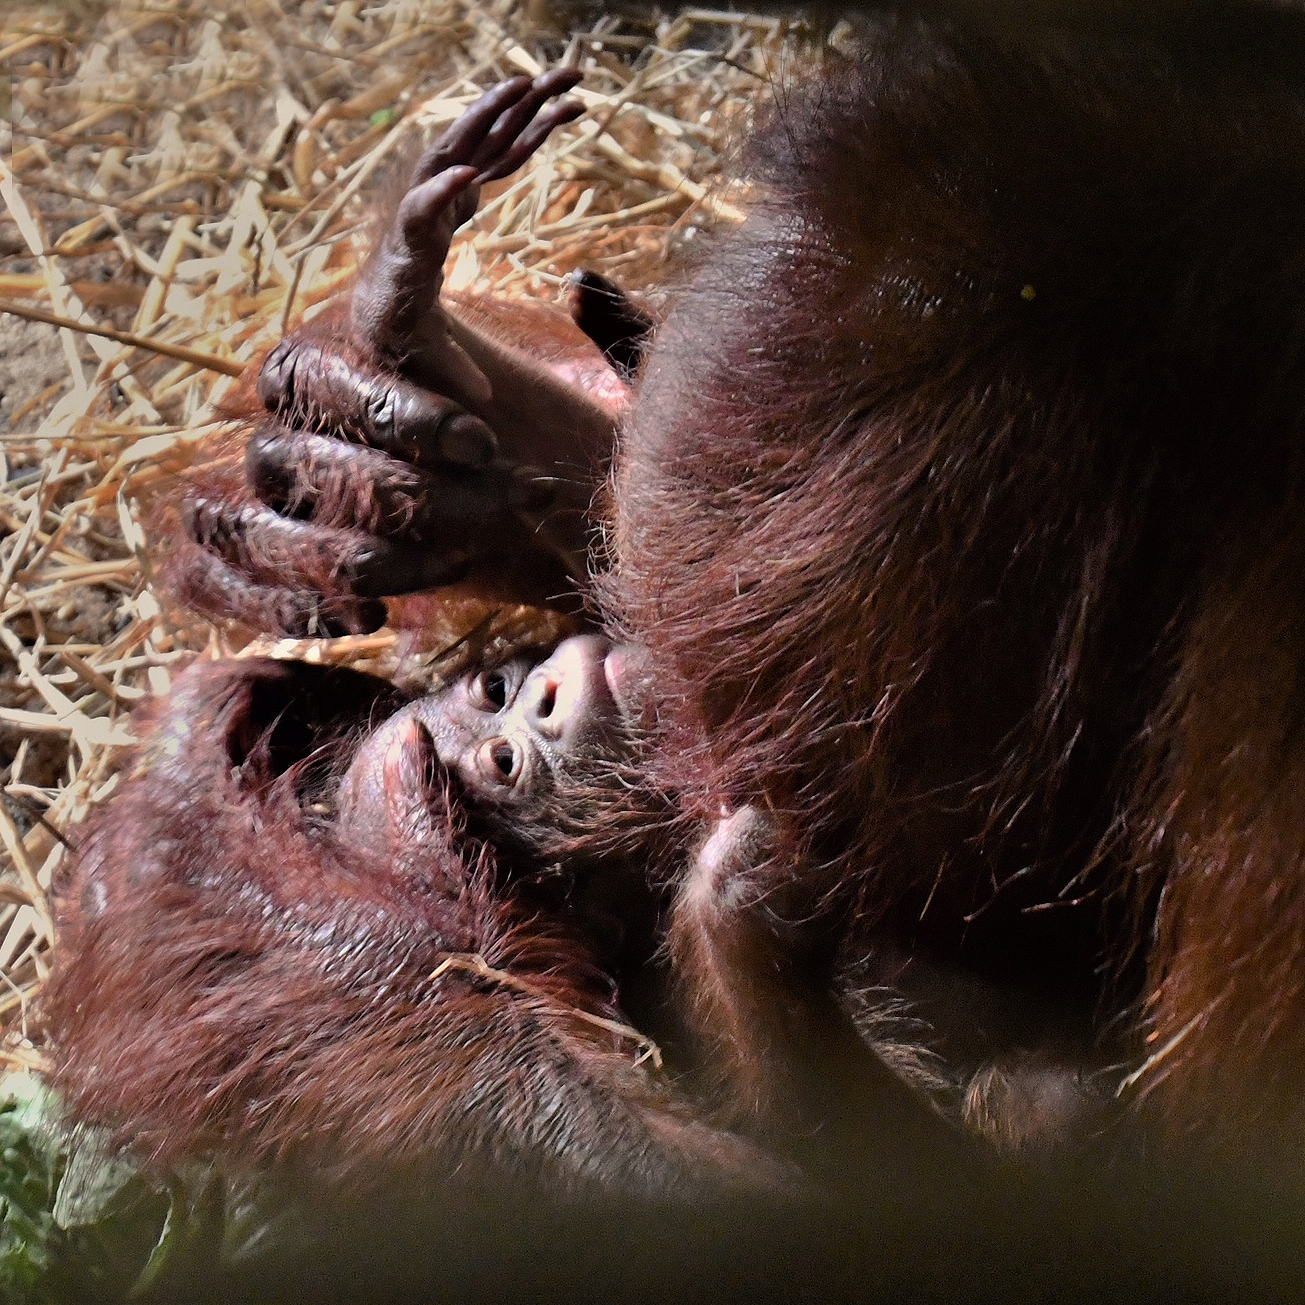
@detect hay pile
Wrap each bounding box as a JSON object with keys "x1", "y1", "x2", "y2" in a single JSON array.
[{"x1": 0, "y1": 2, "x2": 828, "y2": 1070}]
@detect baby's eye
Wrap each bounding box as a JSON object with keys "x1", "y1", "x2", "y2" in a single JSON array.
[{"x1": 470, "y1": 669, "x2": 510, "y2": 712}]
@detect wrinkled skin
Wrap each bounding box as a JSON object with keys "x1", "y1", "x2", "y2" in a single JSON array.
[
  {"x1": 338, "y1": 636, "x2": 629, "y2": 817},
  {"x1": 336, "y1": 634, "x2": 649, "y2": 884},
  {"x1": 169, "y1": 71, "x2": 636, "y2": 635}
]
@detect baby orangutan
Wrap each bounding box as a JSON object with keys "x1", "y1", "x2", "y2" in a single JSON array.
[
  {"x1": 337, "y1": 636, "x2": 651, "y2": 860},
  {"x1": 47, "y1": 642, "x2": 796, "y2": 1202}
]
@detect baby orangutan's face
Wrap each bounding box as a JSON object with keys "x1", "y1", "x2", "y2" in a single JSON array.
[{"x1": 335, "y1": 636, "x2": 649, "y2": 850}]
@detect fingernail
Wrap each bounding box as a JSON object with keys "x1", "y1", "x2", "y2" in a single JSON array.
[
  {"x1": 256, "y1": 339, "x2": 295, "y2": 411},
  {"x1": 440, "y1": 414, "x2": 498, "y2": 467}
]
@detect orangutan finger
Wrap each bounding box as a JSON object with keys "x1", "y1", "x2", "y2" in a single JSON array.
[
  {"x1": 182, "y1": 494, "x2": 475, "y2": 599},
  {"x1": 410, "y1": 77, "x2": 536, "y2": 184},
  {"x1": 387, "y1": 165, "x2": 481, "y2": 282},
  {"x1": 476, "y1": 95, "x2": 584, "y2": 183},
  {"x1": 352, "y1": 74, "x2": 583, "y2": 370},
  {"x1": 567, "y1": 269, "x2": 656, "y2": 380},
  {"x1": 168, "y1": 539, "x2": 387, "y2": 638},
  {"x1": 409, "y1": 71, "x2": 580, "y2": 185},
  {"x1": 256, "y1": 337, "x2": 498, "y2": 468},
  {"x1": 472, "y1": 69, "x2": 581, "y2": 172},
  {"x1": 351, "y1": 167, "x2": 486, "y2": 364},
  {"x1": 246, "y1": 428, "x2": 522, "y2": 540},
  {"x1": 394, "y1": 72, "x2": 583, "y2": 271}
]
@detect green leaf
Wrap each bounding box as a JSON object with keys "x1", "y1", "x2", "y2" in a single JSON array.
[{"x1": 0, "y1": 1073, "x2": 67, "y2": 1305}]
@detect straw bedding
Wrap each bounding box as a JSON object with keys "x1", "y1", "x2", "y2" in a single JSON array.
[{"x1": 0, "y1": 1, "x2": 831, "y2": 1070}]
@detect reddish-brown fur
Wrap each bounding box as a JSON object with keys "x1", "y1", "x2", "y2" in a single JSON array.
[
  {"x1": 607, "y1": 16, "x2": 1305, "y2": 1149},
  {"x1": 41, "y1": 5, "x2": 1305, "y2": 1242},
  {"x1": 51, "y1": 658, "x2": 776, "y2": 1200}
]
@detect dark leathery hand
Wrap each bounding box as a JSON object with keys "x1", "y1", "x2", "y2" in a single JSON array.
[
  {"x1": 245, "y1": 427, "x2": 544, "y2": 542},
  {"x1": 169, "y1": 540, "x2": 387, "y2": 638},
  {"x1": 201, "y1": 73, "x2": 590, "y2": 632},
  {"x1": 353, "y1": 72, "x2": 582, "y2": 364},
  {"x1": 256, "y1": 337, "x2": 498, "y2": 469},
  {"x1": 182, "y1": 494, "x2": 473, "y2": 600},
  {"x1": 409, "y1": 70, "x2": 583, "y2": 189}
]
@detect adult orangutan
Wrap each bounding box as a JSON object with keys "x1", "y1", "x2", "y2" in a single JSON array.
[{"x1": 40, "y1": 8, "x2": 1305, "y2": 1295}]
